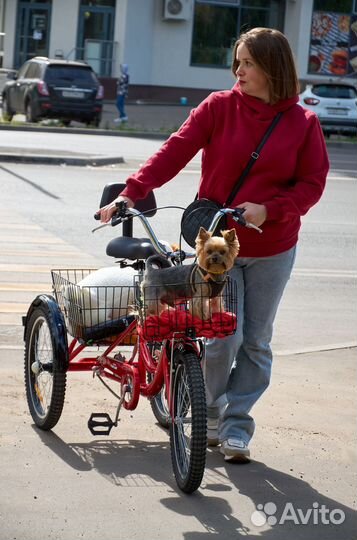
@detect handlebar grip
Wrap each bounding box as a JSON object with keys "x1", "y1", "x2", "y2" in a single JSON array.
[{"x1": 94, "y1": 212, "x2": 101, "y2": 220}]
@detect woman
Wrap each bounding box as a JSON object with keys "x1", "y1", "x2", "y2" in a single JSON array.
[{"x1": 99, "y1": 28, "x2": 329, "y2": 463}]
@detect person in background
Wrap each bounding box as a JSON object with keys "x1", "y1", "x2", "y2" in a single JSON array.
[
  {"x1": 114, "y1": 64, "x2": 129, "y2": 123},
  {"x1": 99, "y1": 28, "x2": 329, "y2": 463}
]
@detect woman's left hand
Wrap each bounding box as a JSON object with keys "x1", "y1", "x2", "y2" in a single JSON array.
[{"x1": 236, "y1": 202, "x2": 267, "y2": 227}]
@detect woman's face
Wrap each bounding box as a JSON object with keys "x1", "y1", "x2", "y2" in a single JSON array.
[{"x1": 235, "y1": 43, "x2": 270, "y2": 103}]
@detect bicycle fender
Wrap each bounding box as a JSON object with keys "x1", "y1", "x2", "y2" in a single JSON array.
[
  {"x1": 23, "y1": 294, "x2": 69, "y2": 373},
  {"x1": 170, "y1": 339, "x2": 201, "y2": 357}
]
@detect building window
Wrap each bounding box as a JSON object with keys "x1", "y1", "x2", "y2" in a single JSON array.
[
  {"x1": 191, "y1": 0, "x2": 285, "y2": 68},
  {"x1": 308, "y1": 0, "x2": 357, "y2": 76},
  {"x1": 80, "y1": 0, "x2": 115, "y2": 5}
]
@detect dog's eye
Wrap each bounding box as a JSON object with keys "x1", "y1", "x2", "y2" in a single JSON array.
[
  {"x1": 207, "y1": 249, "x2": 213, "y2": 255},
  {"x1": 220, "y1": 250, "x2": 226, "y2": 255}
]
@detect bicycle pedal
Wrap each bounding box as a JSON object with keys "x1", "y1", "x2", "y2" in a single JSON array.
[{"x1": 87, "y1": 413, "x2": 115, "y2": 436}]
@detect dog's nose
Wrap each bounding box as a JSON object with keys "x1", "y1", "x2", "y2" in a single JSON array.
[{"x1": 211, "y1": 255, "x2": 219, "y2": 263}]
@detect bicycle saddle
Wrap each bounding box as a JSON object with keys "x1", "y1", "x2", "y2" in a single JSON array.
[{"x1": 106, "y1": 236, "x2": 156, "y2": 260}]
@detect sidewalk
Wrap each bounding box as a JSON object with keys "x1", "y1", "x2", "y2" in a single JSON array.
[
  {"x1": 0, "y1": 346, "x2": 356, "y2": 539},
  {"x1": 101, "y1": 100, "x2": 192, "y2": 132}
]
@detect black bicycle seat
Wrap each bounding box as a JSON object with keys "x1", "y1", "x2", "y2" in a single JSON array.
[{"x1": 106, "y1": 236, "x2": 156, "y2": 260}]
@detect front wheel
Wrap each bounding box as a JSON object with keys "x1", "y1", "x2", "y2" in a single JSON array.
[
  {"x1": 169, "y1": 349, "x2": 207, "y2": 494},
  {"x1": 25, "y1": 100, "x2": 37, "y2": 123},
  {"x1": 24, "y1": 297, "x2": 68, "y2": 430},
  {"x1": 2, "y1": 95, "x2": 14, "y2": 121}
]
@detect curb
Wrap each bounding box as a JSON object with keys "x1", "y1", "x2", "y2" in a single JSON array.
[
  {"x1": 0, "y1": 153, "x2": 124, "y2": 166},
  {"x1": 0, "y1": 123, "x2": 169, "y2": 140},
  {"x1": 0, "y1": 123, "x2": 355, "y2": 147}
]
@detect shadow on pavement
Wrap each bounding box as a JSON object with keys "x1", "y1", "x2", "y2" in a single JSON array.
[
  {"x1": 33, "y1": 426, "x2": 356, "y2": 539},
  {"x1": 161, "y1": 449, "x2": 357, "y2": 540},
  {"x1": 33, "y1": 427, "x2": 174, "y2": 487}
]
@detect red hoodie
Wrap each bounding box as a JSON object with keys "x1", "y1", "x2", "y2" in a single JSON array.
[{"x1": 121, "y1": 84, "x2": 329, "y2": 257}]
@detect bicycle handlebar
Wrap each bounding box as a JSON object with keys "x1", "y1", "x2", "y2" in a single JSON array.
[
  {"x1": 207, "y1": 207, "x2": 263, "y2": 234},
  {"x1": 93, "y1": 202, "x2": 262, "y2": 259}
]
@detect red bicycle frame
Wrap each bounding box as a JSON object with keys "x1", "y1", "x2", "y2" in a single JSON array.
[{"x1": 66, "y1": 318, "x2": 200, "y2": 413}]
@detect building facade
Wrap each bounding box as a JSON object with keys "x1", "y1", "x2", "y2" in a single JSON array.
[{"x1": 0, "y1": 0, "x2": 356, "y2": 101}]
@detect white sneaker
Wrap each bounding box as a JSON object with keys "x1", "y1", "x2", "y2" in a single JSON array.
[
  {"x1": 207, "y1": 418, "x2": 219, "y2": 447},
  {"x1": 220, "y1": 438, "x2": 251, "y2": 462},
  {"x1": 113, "y1": 117, "x2": 122, "y2": 123}
]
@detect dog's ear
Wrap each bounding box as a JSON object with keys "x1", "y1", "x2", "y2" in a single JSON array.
[
  {"x1": 222, "y1": 229, "x2": 240, "y2": 252},
  {"x1": 221, "y1": 228, "x2": 237, "y2": 242},
  {"x1": 196, "y1": 227, "x2": 211, "y2": 244}
]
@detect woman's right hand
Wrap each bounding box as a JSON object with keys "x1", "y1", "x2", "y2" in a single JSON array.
[{"x1": 97, "y1": 195, "x2": 134, "y2": 223}]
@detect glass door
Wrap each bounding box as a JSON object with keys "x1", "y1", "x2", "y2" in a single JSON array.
[
  {"x1": 77, "y1": 5, "x2": 115, "y2": 76},
  {"x1": 15, "y1": 1, "x2": 52, "y2": 68}
]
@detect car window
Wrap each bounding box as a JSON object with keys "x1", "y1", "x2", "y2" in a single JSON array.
[
  {"x1": 26, "y1": 63, "x2": 41, "y2": 79},
  {"x1": 312, "y1": 85, "x2": 357, "y2": 99},
  {"x1": 17, "y1": 63, "x2": 31, "y2": 79},
  {"x1": 44, "y1": 65, "x2": 97, "y2": 84}
]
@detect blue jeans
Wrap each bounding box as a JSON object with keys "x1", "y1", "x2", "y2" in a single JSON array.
[
  {"x1": 116, "y1": 94, "x2": 127, "y2": 119},
  {"x1": 202, "y1": 246, "x2": 296, "y2": 444}
]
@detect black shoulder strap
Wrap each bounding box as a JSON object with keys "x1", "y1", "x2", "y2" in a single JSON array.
[{"x1": 225, "y1": 112, "x2": 283, "y2": 207}]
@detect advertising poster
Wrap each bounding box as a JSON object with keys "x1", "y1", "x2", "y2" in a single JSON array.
[
  {"x1": 309, "y1": 11, "x2": 350, "y2": 76},
  {"x1": 349, "y1": 14, "x2": 357, "y2": 74}
]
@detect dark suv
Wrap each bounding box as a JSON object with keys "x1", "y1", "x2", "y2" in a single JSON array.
[{"x1": 2, "y1": 57, "x2": 103, "y2": 126}]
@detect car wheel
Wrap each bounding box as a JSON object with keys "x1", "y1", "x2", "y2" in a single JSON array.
[
  {"x1": 86, "y1": 116, "x2": 101, "y2": 128},
  {"x1": 25, "y1": 101, "x2": 37, "y2": 123},
  {"x1": 62, "y1": 120, "x2": 71, "y2": 127},
  {"x1": 2, "y1": 95, "x2": 14, "y2": 122}
]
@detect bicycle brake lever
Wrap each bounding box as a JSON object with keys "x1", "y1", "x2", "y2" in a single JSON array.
[
  {"x1": 245, "y1": 222, "x2": 263, "y2": 233},
  {"x1": 92, "y1": 223, "x2": 110, "y2": 233},
  {"x1": 92, "y1": 222, "x2": 109, "y2": 233},
  {"x1": 232, "y1": 209, "x2": 263, "y2": 233}
]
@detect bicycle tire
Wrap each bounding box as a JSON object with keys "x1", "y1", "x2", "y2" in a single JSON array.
[
  {"x1": 146, "y1": 342, "x2": 170, "y2": 428},
  {"x1": 169, "y1": 349, "x2": 207, "y2": 494},
  {"x1": 24, "y1": 300, "x2": 67, "y2": 430},
  {"x1": 149, "y1": 379, "x2": 170, "y2": 428}
]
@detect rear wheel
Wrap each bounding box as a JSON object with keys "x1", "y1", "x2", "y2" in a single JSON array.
[
  {"x1": 150, "y1": 384, "x2": 170, "y2": 427},
  {"x1": 169, "y1": 349, "x2": 207, "y2": 494},
  {"x1": 146, "y1": 343, "x2": 170, "y2": 428},
  {"x1": 86, "y1": 116, "x2": 100, "y2": 128},
  {"x1": 24, "y1": 301, "x2": 68, "y2": 430},
  {"x1": 2, "y1": 95, "x2": 14, "y2": 121}
]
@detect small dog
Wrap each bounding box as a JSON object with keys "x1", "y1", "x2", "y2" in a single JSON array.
[{"x1": 141, "y1": 227, "x2": 239, "y2": 320}]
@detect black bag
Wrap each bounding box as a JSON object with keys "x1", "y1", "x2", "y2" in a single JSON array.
[
  {"x1": 181, "y1": 199, "x2": 226, "y2": 248},
  {"x1": 180, "y1": 113, "x2": 283, "y2": 248}
]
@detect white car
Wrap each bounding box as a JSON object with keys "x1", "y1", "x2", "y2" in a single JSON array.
[{"x1": 298, "y1": 82, "x2": 357, "y2": 136}]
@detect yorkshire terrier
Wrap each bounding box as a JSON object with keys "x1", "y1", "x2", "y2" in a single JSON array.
[{"x1": 141, "y1": 227, "x2": 239, "y2": 320}]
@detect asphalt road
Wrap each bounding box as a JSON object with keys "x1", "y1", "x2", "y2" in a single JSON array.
[{"x1": 0, "y1": 132, "x2": 356, "y2": 539}]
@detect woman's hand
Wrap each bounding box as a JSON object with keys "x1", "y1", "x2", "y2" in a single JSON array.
[
  {"x1": 236, "y1": 202, "x2": 267, "y2": 227},
  {"x1": 97, "y1": 195, "x2": 134, "y2": 223}
]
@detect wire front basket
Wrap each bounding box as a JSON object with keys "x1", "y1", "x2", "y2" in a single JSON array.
[
  {"x1": 51, "y1": 269, "x2": 138, "y2": 344},
  {"x1": 138, "y1": 277, "x2": 238, "y2": 340}
]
